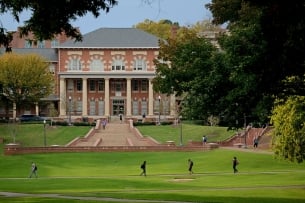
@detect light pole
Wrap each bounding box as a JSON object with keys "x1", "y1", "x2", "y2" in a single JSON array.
[
  {"x1": 158, "y1": 95, "x2": 161, "y2": 125},
  {"x1": 179, "y1": 115, "x2": 183, "y2": 146},
  {"x1": 243, "y1": 113, "x2": 247, "y2": 148},
  {"x1": 68, "y1": 96, "x2": 72, "y2": 126},
  {"x1": 43, "y1": 120, "x2": 46, "y2": 147}
]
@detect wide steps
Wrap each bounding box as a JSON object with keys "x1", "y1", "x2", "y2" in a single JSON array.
[{"x1": 74, "y1": 122, "x2": 155, "y2": 147}]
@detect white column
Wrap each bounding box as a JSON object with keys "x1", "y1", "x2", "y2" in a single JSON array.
[
  {"x1": 104, "y1": 78, "x2": 110, "y2": 116},
  {"x1": 82, "y1": 78, "x2": 88, "y2": 116},
  {"x1": 148, "y1": 79, "x2": 154, "y2": 116},
  {"x1": 59, "y1": 77, "x2": 66, "y2": 116},
  {"x1": 126, "y1": 78, "x2": 132, "y2": 116},
  {"x1": 35, "y1": 103, "x2": 39, "y2": 116},
  {"x1": 13, "y1": 102, "x2": 16, "y2": 119}
]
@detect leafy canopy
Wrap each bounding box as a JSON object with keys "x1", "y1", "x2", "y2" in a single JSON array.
[
  {"x1": 0, "y1": 0, "x2": 118, "y2": 44},
  {"x1": 271, "y1": 96, "x2": 305, "y2": 163},
  {"x1": 0, "y1": 53, "x2": 54, "y2": 106}
]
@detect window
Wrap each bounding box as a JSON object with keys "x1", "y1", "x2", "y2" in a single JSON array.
[
  {"x1": 49, "y1": 64, "x2": 55, "y2": 75},
  {"x1": 51, "y1": 39, "x2": 59, "y2": 47},
  {"x1": 37, "y1": 40, "x2": 45, "y2": 48},
  {"x1": 132, "y1": 80, "x2": 139, "y2": 91},
  {"x1": 141, "y1": 80, "x2": 148, "y2": 91},
  {"x1": 24, "y1": 41, "x2": 32, "y2": 48},
  {"x1": 89, "y1": 80, "x2": 96, "y2": 91},
  {"x1": 76, "y1": 101, "x2": 82, "y2": 114},
  {"x1": 111, "y1": 80, "x2": 125, "y2": 93},
  {"x1": 111, "y1": 59, "x2": 125, "y2": 71},
  {"x1": 67, "y1": 80, "x2": 74, "y2": 91},
  {"x1": 76, "y1": 80, "x2": 82, "y2": 91},
  {"x1": 68, "y1": 59, "x2": 82, "y2": 71},
  {"x1": 90, "y1": 59, "x2": 103, "y2": 71},
  {"x1": 134, "y1": 59, "x2": 146, "y2": 71},
  {"x1": 89, "y1": 101, "x2": 96, "y2": 115},
  {"x1": 132, "y1": 101, "x2": 139, "y2": 115},
  {"x1": 98, "y1": 80, "x2": 104, "y2": 91},
  {"x1": 141, "y1": 101, "x2": 148, "y2": 116}
]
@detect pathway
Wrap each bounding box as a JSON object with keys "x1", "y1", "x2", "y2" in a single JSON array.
[{"x1": 72, "y1": 120, "x2": 158, "y2": 147}]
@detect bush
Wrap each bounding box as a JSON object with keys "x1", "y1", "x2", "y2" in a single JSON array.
[
  {"x1": 134, "y1": 122, "x2": 155, "y2": 126},
  {"x1": 73, "y1": 122, "x2": 95, "y2": 126}
]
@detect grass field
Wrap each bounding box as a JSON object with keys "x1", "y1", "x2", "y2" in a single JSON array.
[
  {"x1": 0, "y1": 123, "x2": 92, "y2": 146},
  {"x1": 0, "y1": 123, "x2": 234, "y2": 146},
  {"x1": 0, "y1": 123, "x2": 304, "y2": 202},
  {"x1": 138, "y1": 123, "x2": 235, "y2": 144},
  {"x1": 0, "y1": 148, "x2": 305, "y2": 203}
]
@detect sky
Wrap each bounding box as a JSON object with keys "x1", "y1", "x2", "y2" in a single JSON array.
[{"x1": 0, "y1": 0, "x2": 212, "y2": 34}]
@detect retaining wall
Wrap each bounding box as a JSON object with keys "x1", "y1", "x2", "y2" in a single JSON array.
[{"x1": 4, "y1": 144, "x2": 217, "y2": 155}]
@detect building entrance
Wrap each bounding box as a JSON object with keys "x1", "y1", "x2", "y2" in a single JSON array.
[{"x1": 112, "y1": 99, "x2": 125, "y2": 115}]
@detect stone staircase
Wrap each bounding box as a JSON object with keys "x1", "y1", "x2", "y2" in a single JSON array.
[
  {"x1": 219, "y1": 126, "x2": 272, "y2": 149},
  {"x1": 69, "y1": 120, "x2": 159, "y2": 147}
]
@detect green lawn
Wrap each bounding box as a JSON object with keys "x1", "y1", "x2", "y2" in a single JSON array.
[
  {"x1": 0, "y1": 149, "x2": 304, "y2": 203},
  {"x1": 0, "y1": 123, "x2": 304, "y2": 202},
  {"x1": 0, "y1": 123, "x2": 91, "y2": 146},
  {"x1": 138, "y1": 123, "x2": 235, "y2": 144},
  {"x1": 0, "y1": 123, "x2": 234, "y2": 147}
]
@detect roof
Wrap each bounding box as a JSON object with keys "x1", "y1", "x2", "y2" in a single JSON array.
[
  {"x1": 0, "y1": 48, "x2": 58, "y2": 62},
  {"x1": 58, "y1": 28, "x2": 160, "y2": 49}
]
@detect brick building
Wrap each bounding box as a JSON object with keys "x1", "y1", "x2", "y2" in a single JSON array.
[{"x1": 0, "y1": 28, "x2": 177, "y2": 122}]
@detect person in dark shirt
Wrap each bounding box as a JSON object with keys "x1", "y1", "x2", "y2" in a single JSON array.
[
  {"x1": 233, "y1": 157, "x2": 239, "y2": 173},
  {"x1": 188, "y1": 159, "x2": 194, "y2": 175},
  {"x1": 140, "y1": 161, "x2": 146, "y2": 176},
  {"x1": 29, "y1": 162, "x2": 38, "y2": 178}
]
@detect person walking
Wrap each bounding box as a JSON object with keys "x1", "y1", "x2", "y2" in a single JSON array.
[
  {"x1": 102, "y1": 119, "x2": 107, "y2": 130},
  {"x1": 253, "y1": 137, "x2": 259, "y2": 148},
  {"x1": 29, "y1": 162, "x2": 38, "y2": 178},
  {"x1": 232, "y1": 157, "x2": 239, "y2": 173},
  {"x1": 119, "y1": 114, "x2": 123, "y2": 123},
  {"x1": 188, "y1": 159, "x2": 194, "y2": 175},
  {"x1": 140, "y1": 161, "x2": 146, "y2": 176},
  {"x1": 202, "y1": 135, "x2": 207, "y2": 145}
]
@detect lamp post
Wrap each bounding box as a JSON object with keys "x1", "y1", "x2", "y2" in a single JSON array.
[
  {"x1": 158, "y1": 95, "x2": 161, "y2": 125},
  {"x1": 43, "y1": 120, "x2": 46, "y2": 147},
  {"x1": 179, "y1": 115, "x2": 183, "y2": 146},
  {"x1": 68, "y1": 96, "x2": 72, "y2": 126},
  {"x1": 243, "y1": 113, "x2": 247, "y2": 148}
]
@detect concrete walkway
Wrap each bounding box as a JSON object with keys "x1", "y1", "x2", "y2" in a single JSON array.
[{"x1": 72, "y1": 120, "x2": 158, "y2": 147}]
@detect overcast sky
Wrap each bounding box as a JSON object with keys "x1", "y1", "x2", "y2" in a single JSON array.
[{"x1": 0, "y1": 0, "x2": 212, "y2": 34}]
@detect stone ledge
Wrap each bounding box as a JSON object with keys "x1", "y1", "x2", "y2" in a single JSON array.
[{"x1": 4, "y1": 145, "x2": 214, "y2": 155}]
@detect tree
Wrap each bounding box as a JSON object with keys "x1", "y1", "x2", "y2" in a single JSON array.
[
  {"x1": 207, "y1": 0, "x2": 305, "y2": 97},
  {"x1": 134, "y1": 19, "x2": 179, "y2": 39},
  {"x1": 153, "y1": 28, "x2": 229, "y2": 122},
  {"x1": 270, "y1": 96, "x2": 305, "y2": 163},
  {"x1": 0, "y1": 53, "x2": 54, "y2": 118},
  {"x1": 215, "y1": 4, "x2": 273, "y2": 127},
  {"x1": 0, "y1": 0, "x2": 118, "y2": 45}
]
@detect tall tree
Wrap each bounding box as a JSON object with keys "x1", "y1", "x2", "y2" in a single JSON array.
[
  {"x1": 0, "y1": 0, "x2": 118, "y2": 45},
  {"x1": 207, "y1": 0, "x2": 305, "y2": 161},
  {"x1": 271, "y1": 96, "x2": 305, "y2": 163},
  {"x1": 0, "y1": 53, "x2": 54, "y2": 118},
  {"x1": 207, "y1": 0, "x2": 305, "y2": 96},
  {"x1": 153, "y1": 28, "x2": 227, "y2": 121}
]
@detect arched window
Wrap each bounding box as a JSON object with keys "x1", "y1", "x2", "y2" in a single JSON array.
[
  {"x1": 134, "y1": 59, "x2": 146, "y2": 71},
  {"x1": 111, "y1": 59, "x2": 125, "y2": 71},
  {"x1": 68, "y1": 59, "x2": 81, "y2": 71},
  {"x1": 90, "y1": 59, "x2": 103, "y2": 71}
]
